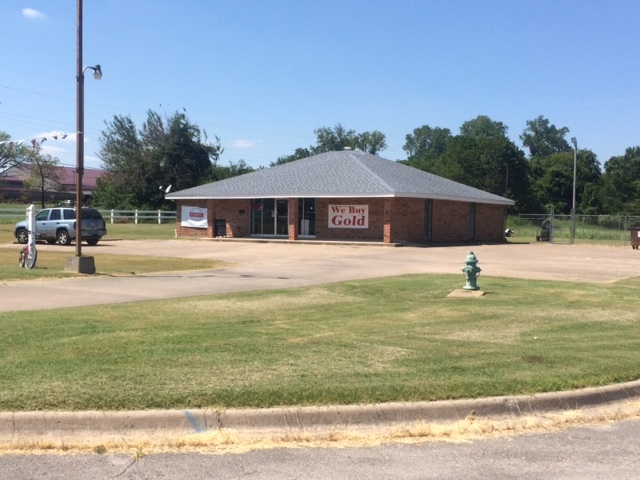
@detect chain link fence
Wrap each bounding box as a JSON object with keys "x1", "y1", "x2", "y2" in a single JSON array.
[{"x1": 508, "y1": 213, "x2": 640, "y2": 246}]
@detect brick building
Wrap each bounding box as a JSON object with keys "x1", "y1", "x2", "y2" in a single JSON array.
[
  {"x1": 0, "y1": 165, "x2": 102, "y2": 203},
  {"x1": 166, "y1": 150, "x2": 514, "y2": 245}
]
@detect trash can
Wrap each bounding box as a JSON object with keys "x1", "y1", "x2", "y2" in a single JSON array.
[
  {"x1": 629, "y1": 228, "x2": 640, "y2": 249},
  {"x1": 536, "y1": 219, "x2": 552, "y2": 242},
  {"x1": 214, "y1": 219, "x2": 227, "y2": 237},
  {"x1": 536, "y1": 228, "x2": 551, "y2": 242}
]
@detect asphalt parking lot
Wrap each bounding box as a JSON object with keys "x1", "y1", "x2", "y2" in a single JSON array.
[{"x1": 1, "y1": 240, "x2": 639, "y2": 312}]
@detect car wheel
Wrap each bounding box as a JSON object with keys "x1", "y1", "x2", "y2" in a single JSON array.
[
  {"x1": 57, "y1": 230, "x2": 72, "y2": 246},
  {"x1": 86, "y1": 237, "x2": 99, "y2": 246},
  {"x1": 15, "y1": 228, "x2": 28, "y2": 244}
]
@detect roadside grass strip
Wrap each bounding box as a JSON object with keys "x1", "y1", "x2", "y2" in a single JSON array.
[
  {"x1": 0, "y1": 274, "x2": 639, "y2": 411},
  {"x1": 2, "y1": 402, "x2": 639, "y2": 454}
]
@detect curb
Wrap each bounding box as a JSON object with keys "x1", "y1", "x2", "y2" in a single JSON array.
[{"x1": 1, "y1": 379, "x2": 640, "y2": 441}]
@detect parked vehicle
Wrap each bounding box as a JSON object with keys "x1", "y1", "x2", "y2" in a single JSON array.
[{"x1": 14, "y1": 208, "x2": 107, "y2": 246}]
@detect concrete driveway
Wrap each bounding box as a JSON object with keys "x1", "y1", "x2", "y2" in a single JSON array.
[{"x1": 1, "y1": 240, "x2": 638, "y2": 312}]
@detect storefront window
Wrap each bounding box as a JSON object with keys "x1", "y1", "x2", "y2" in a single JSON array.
[{"x1": 298, "y1": 198, "x2": 316, "y2": 236}]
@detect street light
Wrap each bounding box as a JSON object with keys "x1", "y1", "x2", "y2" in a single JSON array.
[
  {"x1": 570, "y1": 137, "x2": 578, "y2": 245},
  {"x1": 67, "y1": 0, "x2": 101, "y2": 274}
]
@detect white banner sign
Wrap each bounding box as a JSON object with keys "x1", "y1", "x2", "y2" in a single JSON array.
[
  {"x1": 328, "y1": 204, "x2": 369, "y2": 229},
  {"x1": 181, "y1": 206, "x2": 208, "y2": 229}
]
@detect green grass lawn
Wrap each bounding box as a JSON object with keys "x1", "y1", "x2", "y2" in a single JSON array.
[
  {"x1": 0, "y1": 248, "x2": 228, "y2": 280},
  {"x1": 0, "y1": 274, "x2": 638, "y2": 411}
]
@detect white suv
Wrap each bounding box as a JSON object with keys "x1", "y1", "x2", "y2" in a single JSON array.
[{"x1": 14, "y1": 207, "x2": 107, "y2": 246}]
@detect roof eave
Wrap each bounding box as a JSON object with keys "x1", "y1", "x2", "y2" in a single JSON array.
[{"x1": 166, "y1": 192, "x2": 515, "y2": 205}]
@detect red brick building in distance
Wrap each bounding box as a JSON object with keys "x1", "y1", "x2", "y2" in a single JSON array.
[
  {"x1": 166, "y1": 150, "x2": 514, "y2": 245},
  {"x1": 0, "y1": 165, "x2": 102, "y2": 203}
]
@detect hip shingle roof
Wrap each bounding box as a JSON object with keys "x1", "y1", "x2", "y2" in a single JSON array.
[{"x1": 166, "y1": 150, "x2": 515, "y2": 206}]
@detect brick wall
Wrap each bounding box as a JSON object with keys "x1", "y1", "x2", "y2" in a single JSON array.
[
  {"x1": 431, "y1": 200, "x2": 472, "y2": 242},
  {"x1": 176, "y1": 197, "x2": 507, "y2": 244},
  {"x1": 214, "y1": 199, "x2": 251, "y2": 237},
  {"x1": 475, "y1": 203, "x2": 507, "y2": 242},
  {"x1": 389, "y1": 198, "x2": 427, "y2": 244}
]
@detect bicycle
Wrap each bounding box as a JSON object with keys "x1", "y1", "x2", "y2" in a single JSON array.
[{"x1": 18, "y1": 231, "x2": 37, "y2": 269}]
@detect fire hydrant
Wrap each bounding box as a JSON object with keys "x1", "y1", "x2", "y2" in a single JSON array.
[{"x1": 462, "y1": 251, "x2": 481, "y2": 291}]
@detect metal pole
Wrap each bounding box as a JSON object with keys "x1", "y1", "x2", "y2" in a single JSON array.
[
  {"x1": 570, "y1": 137, "x2": 577, "y2": 245},
  {"x1": 75, "y1": 0, "x2": 84, "y2": 258}
]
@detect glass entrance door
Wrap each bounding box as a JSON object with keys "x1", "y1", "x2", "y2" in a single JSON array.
[
  {"x1": 276, "y1": 199, "x2": 289, "y2": 235},
  {"x1": 251, "y1": 198, "x2": 288, "y2": 236}
]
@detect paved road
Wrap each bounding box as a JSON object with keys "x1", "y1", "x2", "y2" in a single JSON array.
[
  {"x1": 1, "y1": 240, "x2": 638, "y2": 312},
  {"x1": 1, "y1": 419, "x2": 640, "y2": 479}
]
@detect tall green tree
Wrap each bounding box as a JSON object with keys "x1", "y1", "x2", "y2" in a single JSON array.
[
  {"x1": 311, "y1": 124, "x2": 357, "y2": 153},
  {"x1": 95, "y1": 110, "x2": 222, "y2": 209},
  {"x1": 206, "y1": 159, "x2": 255, "y2": 182},
  {"x1": 459, "y1": 115, "x2": 508, "y2": 138},
  {"x1": 529, "y1": 149, "x2": 602, "y2": 214},
  {"x1": 441, "y1": 133, "x2": 531, "y2": 209},
  {"x1": 402, "y1": 125, "x2": 451, "y2": 172},
  {"x1": 271, "y1": 124, "x2": 387, "y2": 166},
  {"x1": 436, "y1": 116, "x2": 532, "y2": 211},
  {"x1": 356, "y1": 130, "x2": 387, "y2": 154},
  {"x1": 602, "y1": 146, "x2": 640, "y2": 214},
  {"x1": 521, "y1": 116, "x2": 603, "y2": 213},
  {"x1": 520, "y1": 115, "x2": 571, "y2": 158}
]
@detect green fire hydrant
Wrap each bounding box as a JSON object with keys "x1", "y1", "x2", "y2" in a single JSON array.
[{"x1": 462, "y1": 251, "x2": 481, "y2": 291}]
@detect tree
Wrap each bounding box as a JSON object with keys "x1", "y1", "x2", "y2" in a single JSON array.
[
  {"x1": 21, "y1": 142, "x2": 62, "y2": 208},
  {"x1": 95, "y1": 110, "x2": 222, "y2": 210},
  {"x1": 0, "y1": 131, "x2": 30, "y2": 171},
  {"x1": 601, "y1": 147, "x2": 640, "y2": 214},
  {"x1": 354, "y1": 130, "x2": 387, "y2": 154},
  {"x1": 271, "y1": 147, "x2": 312, "y2": 166},
  {"x1": 520, "y1": 115, "x2": 571, "y2": 158},
  {"x1": 529, "y1": 149, "x2": 602, "y2": 214},
  {"x1": 402, "y1": 125, "x2": 451, "y2": 172},
  {"x1": 311, "y1": 124, "x2": 358, "y2": 154},
  {"x1": 94, "y1": 115, "x2": 144, "y2": 209},
  {"x1": 142, "y1": 111, "x2": 221, "y2": 201},
  {"x1": 432, "y1": 116, "x2": 532, "y2": 210},
  {"x1": 271, "y1": 124, "x2": 387, "y2": 166},
  {"x1": 459, "y1": 115, "x2": 508, "y2": 138},
  {"x1": 207, "y1": 159, "x2": 255, "y2": 182},
  {"x1": 440, "y1": 133, "x2": 531, "y2": 209}
]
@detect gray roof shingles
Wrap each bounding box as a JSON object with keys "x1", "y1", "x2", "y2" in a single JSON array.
[{"x1": 166, "y1": 150, "x2": 515, "y2": 206}]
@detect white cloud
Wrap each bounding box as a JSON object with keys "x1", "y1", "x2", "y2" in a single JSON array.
[
  {"x1": 22, "y1": 8, "x2": 47, "y2": 20},
  {"x1": 232, "y1": 139, "x2": 260, "y2": 149}
]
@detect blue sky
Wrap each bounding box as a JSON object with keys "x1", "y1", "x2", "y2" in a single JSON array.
[{"x1": 1, "y1": 1, "x2": 639, "y2": 170}]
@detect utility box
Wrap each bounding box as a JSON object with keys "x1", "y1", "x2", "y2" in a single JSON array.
[
  {"x1": 630, "y1": 228, "x2": 640, "y2": 249},
  {"x1": 214, "y1": 219, "x2": 227, "y2": 237}
]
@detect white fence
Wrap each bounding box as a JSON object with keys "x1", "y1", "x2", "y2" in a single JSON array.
[
  {"x1": 0, "y1": 207, "x2": 176, "y2": 224},
  {"x1": 105, "y1": 209, "x2": 176, "y2": 224}
]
